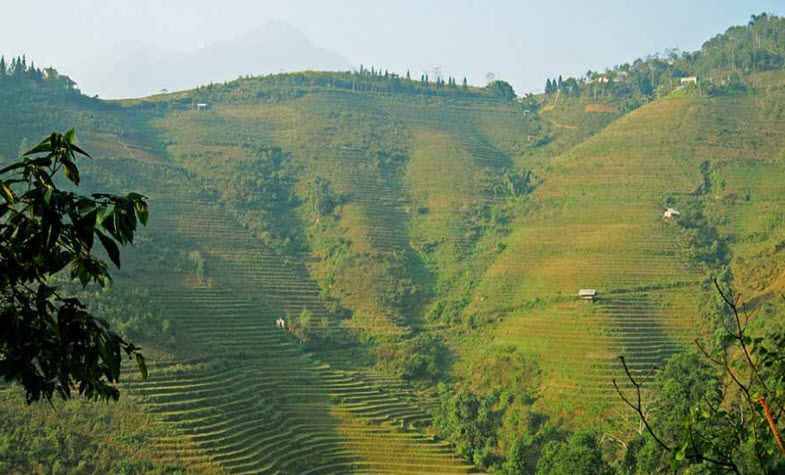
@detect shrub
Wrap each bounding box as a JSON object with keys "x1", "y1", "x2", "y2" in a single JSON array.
[
  {"x1": 375, "y1": 334, "x2": 448, "y2": 383},
  {"x1": 536, "y1": 431, "x2": 614, "y2": 475}
]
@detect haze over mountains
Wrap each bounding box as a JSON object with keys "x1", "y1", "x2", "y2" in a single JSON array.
[{"x1": 81, "y1": 20, "x2": 351, "y2": 98}]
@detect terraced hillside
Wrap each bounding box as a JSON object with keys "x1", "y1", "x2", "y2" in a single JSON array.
[
  {"x1": 5, "y1": 30, "x2": 785, "y2": 471},
  {"x1": 119, "y1": 80, "x2": 778, "y2": 427},
  {"x1": 465, "y1": 78, "x2": 785, "y2": 422},
  {"x1": 141, "y1": 80, "x2": 721, "y2": 435},
  {"x1": 151, "y1": 91, "x2": 541, "y2": 337},
  {"x1": 101, "y1": 154, "x2": 480, "y2": 474}
]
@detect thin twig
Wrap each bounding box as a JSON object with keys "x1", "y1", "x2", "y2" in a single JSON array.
[
  {"x1": 613, "y1": 356, "x2": 672, "y2": 452},
  {"x1": 714, "y1": 280, "x2": 768, "y2": 393}
]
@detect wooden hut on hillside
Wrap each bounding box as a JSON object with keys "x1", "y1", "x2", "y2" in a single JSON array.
[{"x1": 578, "y1": 289, "x2": 598, "y2": 301}]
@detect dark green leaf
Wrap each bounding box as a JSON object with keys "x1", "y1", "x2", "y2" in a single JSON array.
[
  {"x1": 23, "y1": 139, "x2": 53, "y2": 156},
  {"x1": 134, "y1": 201, "x2": 149, "y2": 226},
  {"x1": 96, "y1": 231, "x2": 121, "y2": 268},
  {"x1": 0, "y1": 161, "x2": 28, "y2": 175},
  {"x1": 62, "y1": 160, "x2": 80, "y2": 186},
  {"x1": 69, "y1": 143, "x2": 92, "y2": 159},
  {"x1": 1, "y1": 129, "x2": 148, "y2": 403}
]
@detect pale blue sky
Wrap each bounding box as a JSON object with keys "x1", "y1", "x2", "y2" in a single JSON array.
[{"x1": 2, "y1": 0, "x2": 783, "y2": 97}]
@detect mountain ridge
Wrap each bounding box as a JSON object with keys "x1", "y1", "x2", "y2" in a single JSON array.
[{"x1": 79, "y1": 20, "x2": 352, "y2": 99}]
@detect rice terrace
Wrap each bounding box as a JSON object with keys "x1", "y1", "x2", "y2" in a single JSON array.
[{"x1": 2, "y1": 3, "x2": 785, "y2": 474}]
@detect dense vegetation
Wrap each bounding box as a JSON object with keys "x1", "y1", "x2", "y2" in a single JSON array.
[
  {"x1": 0, "y1": 131, "x2": 149, "y2": 402},
  {"x1": 0, "y1": 390, "x2": 188, "y2": 474},
  {"x1": 543, "y1": 14, "x2": 785, "y2": 112}
]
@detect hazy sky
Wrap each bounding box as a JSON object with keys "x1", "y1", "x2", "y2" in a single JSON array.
[{"x1": 2, "y1": 0, "x2": 783, "y2": 97}]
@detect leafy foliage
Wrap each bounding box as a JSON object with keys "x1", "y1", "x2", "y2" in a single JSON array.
[
  {"x1": 433, "y1": 386, "x2": 505, "y2": 467},
  {"x1": 0, "y1": 131, "x2": 148, "y2": 402},
  {"x1": 286, "y1": 308, "x2": 330, "y2": 347},
  {"x1": 434, "y1": 347, "x2": 552, "y2": 471},
  {"x1": 374, "y1": 334, "x2": 448, "y2": 383},
  {"x1": 0, "y1": 390, "x2": 187, "y2": 474},
  {"x1": 86, "y1": 287, "x2": 176, "y2": 345},
  {"x1": 545, "y1": 14, "x2": 785, "y2": 110},
  {"x1": 490, "y1": 169, "x2": 537, "y2": 198},
  {"x1": 617, "y1": 285, "x2": 785, "y2": 474},
  {"x1": 306, "y1": 176, "x2": 341, "y2": 217},
  {"x1": 536, "y1": 431, "x2": 614, "y2": 475},
  {"x1": 486, "y1": 80, "x2": 516, "y2": 100}
]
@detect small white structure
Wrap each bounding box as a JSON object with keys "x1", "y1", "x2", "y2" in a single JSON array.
[
  {"x1": 663, "y1": 208, "x2": 681, "y2": 220},
  {"x1": 275, "y1": 318, "x2": 287, "y2": 329},
  {"x1": 196, "y1": 103, "x2": 209, "y2": 111},
  {"x1": 578, "y1": 289, "x2": 598, "y2": 301},
  {"x1": 680, "y1": 76, "x2": 698, "y2": 85}
]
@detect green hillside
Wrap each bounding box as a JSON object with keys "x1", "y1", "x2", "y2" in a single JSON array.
[{"x1": 3, "y1": 13, "x2": 785, "y2": 474}]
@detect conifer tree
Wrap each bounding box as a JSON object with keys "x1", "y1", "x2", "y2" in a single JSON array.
[
  {"x1": 406, "y1": 70, "x2": 411, "y2": 80},
  {"x1": 0, "y1": 56, "x2": 6, "y2": 77},
  {"x1": 463, "y1": 77, "x2": 468, "y2": 88}
]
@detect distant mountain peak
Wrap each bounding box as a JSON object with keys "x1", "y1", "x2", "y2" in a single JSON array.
[{"x1": 80, "y1": 20, "x2": 351, "y2": 99}]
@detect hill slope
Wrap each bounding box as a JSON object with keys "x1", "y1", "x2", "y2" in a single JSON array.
[{"x1": 3, "y1": 19, "x2": 785, "y2": 471}]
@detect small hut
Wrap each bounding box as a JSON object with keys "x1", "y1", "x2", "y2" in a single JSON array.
[
  {"x1": 578, "y1": 289, "x2": 598, "y2": 301},
  {"x1": 196, "y1": 103, "x2": 209, "y2": 111},
  {"x1": 663, "y1": 208, "x2": 681, "y2": 220}
]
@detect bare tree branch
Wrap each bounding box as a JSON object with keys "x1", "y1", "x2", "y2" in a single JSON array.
[{"x1": 613, "y1": 356, "x2": 672, "y2": 452}]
